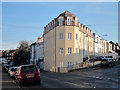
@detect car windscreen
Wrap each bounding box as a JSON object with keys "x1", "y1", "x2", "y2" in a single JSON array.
[
  {"x1": 14, "y1": 68, "x2": 18, "y2": 71},
  {"x1": 102, "y1": 59, "x2": 108, "y2": 61},
  {"x1": 21, "y1": 66, "x2": 38, "y2": 73}
]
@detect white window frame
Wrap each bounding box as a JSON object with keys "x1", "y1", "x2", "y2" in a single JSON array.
[
  {"x1": 68, "y1": 48, "x2": 72, "y2": 54},
  {"x1": 68, "y1": 33, "x2": 72, "y2": 40},
  {"x1": 60, "y1": 62, "x2": 63, "y2": 68},
  {"x1": 59, "y1": 19, "x2": 63, "y2": 25},
  {"x1": 60, "y1": 48, "x2": 63, "y2": 54},
  {"x1": 59, "y1": 33, "x2": 63, "y2": 40},
  {"x1": 67, "y1": 18, "x2": 72, "y2": 25},
  {"x1": 68, "y1": 61, "x2": 72, "y2": 68},
  {"x1": 76, "y1": 48, "x2": 77, "y2": 53}
]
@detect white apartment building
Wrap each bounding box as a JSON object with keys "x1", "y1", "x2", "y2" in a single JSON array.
[
  {"x1": 30, "y1": 37, "x2": 44, "y2": 70},
  {"x1": 93, "y1": 33, "x2": 103, "y2": 56}
]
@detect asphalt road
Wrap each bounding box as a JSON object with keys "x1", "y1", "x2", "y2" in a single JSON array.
[
  {"x1": 1, "y1": 64, "x2": 43, "y2": 90},
  {"x1": 40, "y1": 64, "x2": 120, "y2": 88},
  {"x1": 1, "y1": 62, "x2": 120, "y2": 89}
]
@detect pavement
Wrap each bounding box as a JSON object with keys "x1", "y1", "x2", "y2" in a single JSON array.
[
  {"x1": 1, "y1": 64, "x2": 43, "y2": 90},
  {"x1": 1, "y1": 65, "x2": 21, "y2": 90}
]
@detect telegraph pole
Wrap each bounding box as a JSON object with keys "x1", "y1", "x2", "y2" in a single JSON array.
[{"x1": 54, "y1": 19, "x2": 56, "y2": 72}]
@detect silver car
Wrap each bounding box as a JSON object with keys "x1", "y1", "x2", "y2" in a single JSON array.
[
  {"x1": 101, "y1": 58, "x2": 116, "y2": 67},
  {"x1": 8, "y1": 66, "x2": 18, "y2": 77}
]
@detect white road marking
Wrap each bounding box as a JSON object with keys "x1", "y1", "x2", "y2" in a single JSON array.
[
  {"x1": 42, "y1": 75, "x2": 88, "y2": 88},
  {"x1": 64, "y1": 81, "x2": 86, "y2": 88}
]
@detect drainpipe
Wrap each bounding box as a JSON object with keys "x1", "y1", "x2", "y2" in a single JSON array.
[{"x1": 54, "y1": 19, "x2": 56, "y2": 72}]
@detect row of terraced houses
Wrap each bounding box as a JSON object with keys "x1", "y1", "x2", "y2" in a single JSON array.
[{"x1": 30, "y1": 11, "x2": 120, "y2": 72}]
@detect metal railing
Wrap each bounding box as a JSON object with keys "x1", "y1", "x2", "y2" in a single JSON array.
[
  {"x1": 58, "y1": 60, "x2": 101, "y2": 72},
  {"x1": 67, "y1": 61, "x2": 90, "y2": 72}
]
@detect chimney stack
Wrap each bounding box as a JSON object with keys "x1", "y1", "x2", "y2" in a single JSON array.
[{"x1": 38, "y1": 36, "x2": 41, "y2": 40}]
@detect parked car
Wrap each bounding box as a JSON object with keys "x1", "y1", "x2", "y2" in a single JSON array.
[
  {"x1": 1, "y1": 59, "x2": 7, "y2": 64},
  {"x1": 101, "y1": 58, "x2": 116, "y2": 67},
  {"x1": 2, "y1": 63, "x2": 8, "y2": 68},
  {"x1": 89, "y1": 58, "x2": 97, "y2": 62},
  {"x1": 8, "y1": 66, "x2": 18, "y2": 78},
  {"x1": 15, "y1": 64, "x2": 40, "y2": 86},
  {"x1": 96, "y1": 56, "x2": 104, "y2": 61},
  {"x1": 5, "y1": 64, "x2": 13, "y2": 71},
  {"x1": 5, "y1": 61, "x2": 14, "y2": 71}
]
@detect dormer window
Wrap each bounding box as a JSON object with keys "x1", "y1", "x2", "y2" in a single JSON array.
[
  {"x1": 84, "y1": 26, "x2": 86, "y2": 31},
  {"x1": 75, "y1": 19, "x2": 77, "y2": 26},
  {"x1": 75, "y1": 17, "x2": 78, "y2": 26},
  {"x1": 59, "y1": 18, "x2": 63, "y2": 25},
  {"x1": 82, "y1": 24, "x2": 83, "y2": 30},
  {"x1": 67, "y1": 18, "x2": 72, "y2": 25}
]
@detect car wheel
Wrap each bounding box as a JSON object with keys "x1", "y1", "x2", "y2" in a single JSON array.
[
  {"x1": 112, "y1": 63, "x2": 114, "y2": 66},
  {"x1": 109, "y1": 63, "x2": 112, "y2": 67},
  {"x1": 112, "y1": 63, "x2": 113, "y2": 66},
  {"x1": 110, "y1": 63, "x2": 112, "y2": 67},
  {"x1": 18, "y1": 81, "x2": 22, "y2": 86},
  {"x1": 8, "y1": 73, "x2": 10, "y2": 76},
  {"x1": 110, "y1": 64, "x2": 112, "y2": 67},
  {"x1": 13, "y1": 76, "x2": 15, "y2": 80},
  {"x1": 37, "y1": 80, "x2": 41, "y2": 85},
  {"x1": 15, "y1": 78, "x2": 18, "y2": 84}
]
